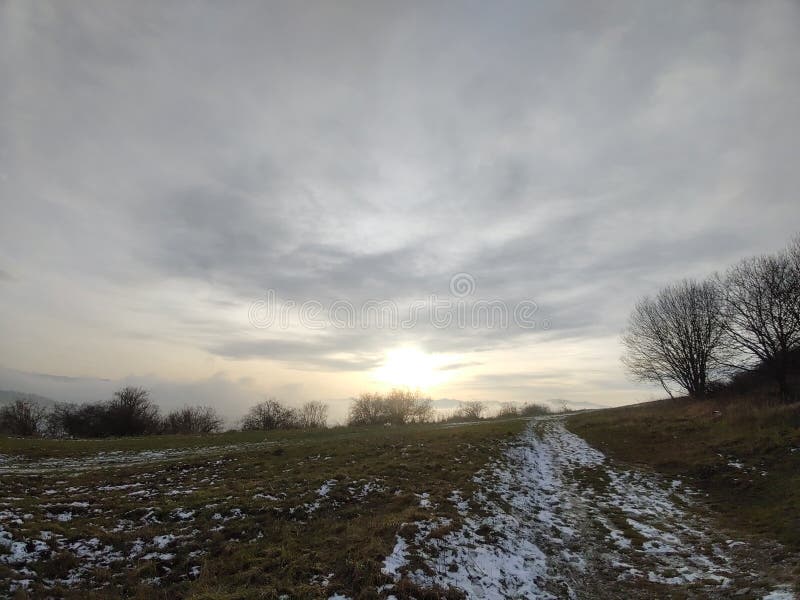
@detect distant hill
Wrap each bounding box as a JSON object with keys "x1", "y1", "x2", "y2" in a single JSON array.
[{"x1": 0, "y1": 389, "x2": 61, "y2": 409}]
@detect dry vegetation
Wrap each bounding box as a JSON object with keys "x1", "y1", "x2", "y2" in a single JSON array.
[
  {"x1": 567, "y1": 394, "x2": 800, "y2": 562},
  {"x1": 0, "y1": 418, "x2": 527, "y2": 598},
  {"x1": 598, "y1": 234, "x2": 800, "y2": 584}
]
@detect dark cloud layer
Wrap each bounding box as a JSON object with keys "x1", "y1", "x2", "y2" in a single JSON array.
[{"x1": 1, "y1": 1, "x2": 799, "y2": 413}]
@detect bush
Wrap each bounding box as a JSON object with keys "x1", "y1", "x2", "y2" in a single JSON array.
[
  {"x1": 497, "y1": 402, "x2": 519, "y2": 418},
  {"x1": 347, "y1": 389, "x2": 433, "y2": 426},
  {"x1": 384, "y1": 389, "x2": 433, "y2": 424},
  {"x1": 47, "y1": 402, "x2": 110, "y2": 438},
  {"x1": 106, "y1": 387, "x2": 161, "y2": 436},
  {"x1": 297, "y1": 401, "x2": 328, "y2": 429},
  {"x1": 163, "y1": 406, "x2": 223, "y2": 434},
  {"x1": 347, "y1": 392, "x2": 387, "y2": 426},
  {"x1": 46, "y1": 387, "x2": 160, "y2": 438},
  {"x1": 457, "y1": 400, "x2": 486, "y2": 420},
  {"x1": 519, "y1": 402, "x2": 552, "y2": 417},
  {"x1": 242, "y1": 398, "x2": 299, "y2": 430}
]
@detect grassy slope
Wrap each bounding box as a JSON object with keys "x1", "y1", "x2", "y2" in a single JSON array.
[
  {"x1": 567, "y1": 397, "x2": 800, "y2": 559},
  {"x1": 0, "y1": 427, "x2": 378, "y2": 459},
  {"x1": 0, "y1": 419, "x2": 526, "y2": 599}
]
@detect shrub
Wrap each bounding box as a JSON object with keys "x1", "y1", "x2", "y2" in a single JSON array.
[
  {"x1": 347, "y1": 389, "x2": 433, "y2": 426},
  {"x1": 163, "y1": 406, "x2": 223, "y2": 434},
  {"x1": 384, "y1": 389, "x2": 433, "y2": 424},
  {"x1": 106, "y1": 387, "x2": 161, "y2": 436},
  {"x1": 297, "y1": 401, "x2": 328, "y2": 429},
  {"x1": 497, "y1": 402, "x2": 519, "y2": 418},
  {"x1": 456, "y1": 400, "x2": 486, "y2": 420},
  {"x1": 519, "y1": 402, "x2": 552, "y2": 417},
  {"x1": 347, "y1": 392, "x2": 387, "y2": 426},
  {"x1": 241, "y1": 398, "x2": 299, "y2": 430},
  {"x1": 47, "y1": 403, "x2": 109, "y2": 438},
  {"x1": 46, "y1": 387, "x2": 160, "y2": 438}
]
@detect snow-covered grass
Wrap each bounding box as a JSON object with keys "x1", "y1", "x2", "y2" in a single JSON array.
[
  {"x1": 0, "y1": 419, "x2": 526, "y2": 598},
  {"x1": 2, "y1": 414, "x2": 795, "y2": 598}
]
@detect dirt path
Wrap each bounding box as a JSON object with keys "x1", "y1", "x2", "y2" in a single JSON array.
[{"x1": 381, "y1": 416, "x2": 797, "y2": 599}]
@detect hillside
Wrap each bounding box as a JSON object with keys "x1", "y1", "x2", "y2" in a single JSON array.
[
  {"x1": 568, "y1": 396, "x2": 800, "y2": 570},
  {"x1": 2, "y1": 416, "x2": 797, "y2": 598}
]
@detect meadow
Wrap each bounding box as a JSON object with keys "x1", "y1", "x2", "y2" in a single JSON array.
[
  {"x1": 0, "y1": 419, "x2": 526, "y2": 599},
  {"x1": 568, "y1": 396, "x2": 800, "y2": 556}
]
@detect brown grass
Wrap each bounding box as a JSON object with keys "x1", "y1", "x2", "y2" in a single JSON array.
[
  {"x1": 567, "y1": 395, "x2": 800, "y2": 554},
  {"x1": 0, "y1": 420, "x2": 527, "y2": 599}
]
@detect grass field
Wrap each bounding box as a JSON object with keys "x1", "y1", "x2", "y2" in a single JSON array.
[
  {"x1": 567, "y1": 396, "x2": 800, "y2": 561},
  {"x1": 0, "y1": 419, "x2": 527, "y2": 599},
  {"x1": 4, "y1": 406, "x2": 799, "y2": 598}
]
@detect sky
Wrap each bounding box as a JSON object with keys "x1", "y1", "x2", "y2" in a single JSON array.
[{"x1": 1, "y1": 1, "x2": 799, "y2": 423}]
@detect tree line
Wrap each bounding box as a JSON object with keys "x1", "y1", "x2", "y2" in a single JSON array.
[
  {"x1": 0, "y1": 388, "x2": 330, "y2": 438},
  {"x1": 435, "y1": 399, "x2": 558, "y2": 422},
  {"x1": 1, "y1": 387, "x2": 555, "y2": 438},
  {"x1": 345, "y1": 390, "x2": 558, "y2": 426},
  {"x1": 241, "y1": 398, "x2": 328, "y2": 430},
  {"x1": 0, "y1": 387, "x2": 223, "y2": 437},
  {"x1": 622, "y1": 235, "x2": 800, "y2": 400}
]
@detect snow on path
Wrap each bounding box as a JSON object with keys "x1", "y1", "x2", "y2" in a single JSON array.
[{"x1": 382, "y1": 416, "x2": 797, "y2": 599}]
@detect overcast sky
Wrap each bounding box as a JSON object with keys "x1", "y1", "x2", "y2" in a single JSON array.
[{"x1": 1, "y1": 1, "x2": 799, "y2": 422}]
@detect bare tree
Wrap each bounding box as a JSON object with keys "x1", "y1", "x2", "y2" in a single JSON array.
[
  {"x1": 163, "y1": 406, "x2": 224, "y2": 434},
  {"x1": 497, "y1": 402, "x2": 519, "y2": 418},
  {"x1": 788, "y1": 235, "x2": 800, "y2": 326},
  {"x1": 107, "y1": 387, "x2": 161, "y2": 436},
  {"x1": 0, "y1": 400, "x2": 47, "y2": 436},
  {"x1": 383, "y1": 389, "x2": 416, "y2": 424},
  {"x1": 718, "y1": 248, "x2": 800, "y2": 399},
  {"x1": 383, "y1": 389, "x2": 432, "y2": 424},
  {"x1": 458, "y1": 400, "x2": 486, "y2": 420},
  {"x1": 409, "y1": 392, "x2": 434, "y2": 424},
  {"x1": 622, "y1": 279, "x2": 728, "y2": 398},
  {"x1": 347, "y1": 390, "x2": 432, "y2": 426},
  {"x1": 241, "y1": 398, "x2": 298, "y2": 430},
  {"x1": 347, "y1": 392, "x2": 386, "y2": 426},
  {"x1": 297, "y1": 401, "x2": 328, "y2": 429}
]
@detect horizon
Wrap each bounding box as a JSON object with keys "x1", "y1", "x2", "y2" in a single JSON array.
[{"x1": 2, "y1": 1, "x2": 800, "y2": 424}]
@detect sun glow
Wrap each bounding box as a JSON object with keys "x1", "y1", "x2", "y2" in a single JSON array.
[{"x1": 372, "y1": 347, "x2": 451, "y2": 390}]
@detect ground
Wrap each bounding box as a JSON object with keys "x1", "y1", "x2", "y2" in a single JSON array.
[
  {"x1": 0, "y1": 421, "x2": 523, "y2": 598},
  {"x1": 1, "y1": 414, "x2": 797, "y2": 599},
  {"x1": 383, "y1": 416, "x2": 797, "y2": 599},
  {"x1": 568, "y1": 397, "x2": 800, "y2": 556}
]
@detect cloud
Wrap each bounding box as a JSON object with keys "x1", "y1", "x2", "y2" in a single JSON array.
[
  {"x1": 1, "y1": 1, "x2": 798, "y2": 408},
  {"x1": 212, "y1": 336, "x2": 384, "y2": 372}
]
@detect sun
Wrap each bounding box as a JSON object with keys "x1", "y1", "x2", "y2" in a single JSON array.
[{"x1": 372, "y1": 347, "x2": 449, "y2": 390}]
